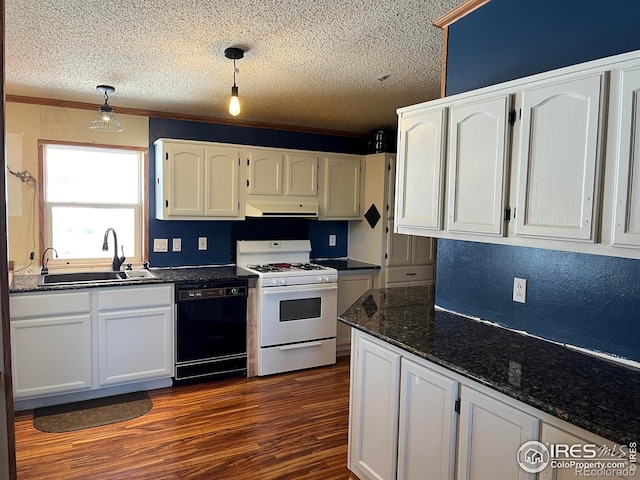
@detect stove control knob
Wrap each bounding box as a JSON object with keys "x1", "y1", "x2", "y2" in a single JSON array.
[
  {"x1": 279, "y1": 278, "x2": 286, "y2": 285},
  {"x1": 230, "y1": 288, "x2": 239, "y2": 295},
  {"x1": 317, "y1": 276, "x2": 323, "y2": 283}
]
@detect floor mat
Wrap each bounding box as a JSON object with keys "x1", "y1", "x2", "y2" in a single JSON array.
[{"x1": 33, "y1": 391, "x2": 152, "y2": 433}]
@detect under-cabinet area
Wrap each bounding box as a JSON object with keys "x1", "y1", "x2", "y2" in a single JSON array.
[
  {"x1": 340, "y1": 287, "x2": 638, "y2": 480},
  {"x1": 9, "y1": 284, "x2": 174, "y2": 410},
  {"x1": 394, "y1": 49, "x2": 640, "y2": 260}
]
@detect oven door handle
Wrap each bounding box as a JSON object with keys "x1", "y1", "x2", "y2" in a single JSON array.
[
  {"x1": 262, "y1": 283, "x2": 338, "y2": 294},
  {"x1": 278, "y1": 341, "x2": 323, "y2": 351}
]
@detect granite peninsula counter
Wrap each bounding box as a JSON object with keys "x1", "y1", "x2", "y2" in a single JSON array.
[{"x1": 339, "y1": 285, "x2": 640, "y2": 446}]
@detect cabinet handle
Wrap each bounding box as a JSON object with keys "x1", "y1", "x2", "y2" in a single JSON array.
[
  {"x1": 405, "y1": 272, "x2": 417, "y2": 276},
  {"x1": 279, "y1": 342, "x2": 322, "y2": 351}
]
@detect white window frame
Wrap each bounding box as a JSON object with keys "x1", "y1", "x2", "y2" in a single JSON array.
[{"x1": 39, "y1": 140, "x2": 148, "y2": 269}]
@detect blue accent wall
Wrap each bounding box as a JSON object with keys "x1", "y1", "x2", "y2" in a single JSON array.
[
  {"x1": 437, "y1": 0, "x2": 640, "y2": 362},
  {"x1": 148, "y1": 118, "x2": 361, "y2": 266}
]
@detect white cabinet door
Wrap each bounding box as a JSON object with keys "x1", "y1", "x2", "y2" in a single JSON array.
[
  {"x1": 248, "y1": 150, "x2": 283, "y2": 196},
  {"x1": 11, "y1": 314, "x2": 92, "y2": 398},
  {"x1": 320, "y1": 155, "x2": 362, "y2": 219},
  {"x1": 515, "y1": 74, "x2": 605, "y2": 241},
  {"x1": 611, "y1": 64, "x2": 640, "y2": 248},
  {"x1": 457, "y1": 385, "x2": 539, "y2": 480},
  {"x1": 349, "y1": 333, "x2": 401, "y2": 480},
  {"x1": 165, "y1": 142, "x2": 206, "y2": 217},
  {"x1": 98, "y1": 306, "x2": 174, "y2": 386},
  {"x1": 397, "y1": 359, "x2": 458, "y2": 480},
  {"x1": 205, "y1": 146, "x2": 242, "y2": 217},
  {"x1": 396, "y1": 107, "x2": 447, "y2": 231},
  {"x1": 412, "y1": 236, "x2": 435, "y2": 264},
  {"x1": 336, "y1": 273, "x2": 373, "y2": 354},
  {"x1": 539, "y1": 423, "x2": 631, "y2": 480},
  {"x1": 284, "y1": 153, "x2": 318, "y2": 197},
  {"x1": 447, "y1": 95, "x2": 511, "y2": 236}
]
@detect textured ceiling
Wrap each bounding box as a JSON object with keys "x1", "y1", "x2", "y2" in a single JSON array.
[{"x1": 6, "y1": 0, "x2": 462, "y2": 134}]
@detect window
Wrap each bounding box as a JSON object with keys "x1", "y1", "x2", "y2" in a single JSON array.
[{"x1": 40, "y1": 141, "x2": 147, "y2": 268}]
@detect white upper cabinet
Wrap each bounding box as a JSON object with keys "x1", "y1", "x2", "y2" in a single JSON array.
[
  {"x1": 205, "y1": 146, "x2": 243, "y2": 217},
  {"x1": 247, "y1": 150, "x2": 319, "y2": 198},
  {"x1": 396, "y1": 107, "x2": 447, "y2": 231},
  {"x1": 610, "y1": 63, "x2": 640, "y2": 248},
  {"x1": 394, "y1": 49, "x2": 640, "y2": 259},
  {"x1": 319, "y1": 155, "x2": 363, "y2": 219},
  {"x1": 155, "y1": 139, "x2": 244, "y2": 220},
  {"x1": 514, "y1": 73, "x2": 605, "y2": 242},
  {"x1": 284, "y1": 153, "x2": 318, "y2": 197},
  {"x1": 247, "y1": 149, "x2": 283, "y2": 196},
  {"x1": 447, "y1": 95, "x2": 511, "y2": 236}
]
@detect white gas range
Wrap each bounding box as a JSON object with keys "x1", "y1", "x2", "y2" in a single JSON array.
[{"x1": 237, "y1": 240, "x2": 338, "y2": 376}]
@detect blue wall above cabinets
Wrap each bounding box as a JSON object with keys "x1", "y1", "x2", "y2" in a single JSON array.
[
  {"x1": 148, "y1": 117, "x2": 362, "y2": 267},
  {"x1": 437, "y1": 0, "x2": 640, "y2": 362},
  {"x1": 446, "y1": 0, "x2": 640, "y2": 96}
]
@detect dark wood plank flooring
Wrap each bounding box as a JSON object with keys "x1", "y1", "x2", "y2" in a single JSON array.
[{"x1": 14, "y1": 356, "x2": 358, "y2": 480}]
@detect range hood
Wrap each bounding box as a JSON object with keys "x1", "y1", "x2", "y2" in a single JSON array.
[{"x1": 245, "y1": 201, "x2": 319, "y2": 218}]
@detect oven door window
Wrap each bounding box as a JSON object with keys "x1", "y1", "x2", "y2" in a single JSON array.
[{"x1": 280, "y1": 297, "x2": 321, "y2": 322}]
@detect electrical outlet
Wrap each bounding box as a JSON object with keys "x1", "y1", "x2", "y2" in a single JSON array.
[
  {"x1": 513, "y1": 277, "x2": 527, "y2": 303},
  {"x1": 198, "y1": 237, "x2": 207, "y2": 251},
  {"x1": 508, "y1": 361, "x2": 522, "y2": 386},
  {"x1": 153, "y1": 238, "x2": 168, "y2": 253},
  {"x1": 328, "y1": 234, "x2": 337, "y2": 247},
  {"x1": 172, "y1": 238, "x2": 182, "y2": 252}
]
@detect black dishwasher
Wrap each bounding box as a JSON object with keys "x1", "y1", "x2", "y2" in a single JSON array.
[{"x1": 175, "y1": 279, "x2": 248, "y2": 381}]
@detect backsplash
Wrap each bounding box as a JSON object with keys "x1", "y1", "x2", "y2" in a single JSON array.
[{"x1": 147, "y1": 117, "x2": 361, "y2": 267}]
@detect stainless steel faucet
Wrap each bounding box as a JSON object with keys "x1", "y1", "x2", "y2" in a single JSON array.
[
  {"x1": 40, "y1": 247, "x2": 58, "y2": 274},
  {"x1": 102, "y1": 228, "x2": 126, "y2": 271}
]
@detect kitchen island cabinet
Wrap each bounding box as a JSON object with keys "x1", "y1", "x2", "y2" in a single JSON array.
[{"x1": 340, "y1": 286, "x2": 639, "y2": 480}]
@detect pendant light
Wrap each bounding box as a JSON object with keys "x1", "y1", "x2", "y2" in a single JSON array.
[
  {"x1": 224, "y1": 47, "x2": 244, "y2": 116},
  {"x1": 89, "y1": 85, "x2": 123, "y2": 132}
]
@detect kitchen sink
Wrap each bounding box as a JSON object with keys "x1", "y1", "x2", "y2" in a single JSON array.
[{"x1": 38, "y1": 269, "x2": 157, "y2": 286}]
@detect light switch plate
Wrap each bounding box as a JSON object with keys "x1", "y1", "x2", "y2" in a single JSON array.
[
  {"x1": 172, "y1": 238, "x2": 182, "y2": 252},
  {"x1": 153, "y1": 238, "x2": 168, "y2": 253},
  {"x1": 198, "y1": 237, "x2": 207, "y2": 251},
  {"x1": 328, "y1": 234, "x2": 337, "y2": 247}
]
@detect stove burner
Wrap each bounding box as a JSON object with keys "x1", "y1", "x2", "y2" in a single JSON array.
[{"x1": 247, "y1": 262, "x2": 329, "y2": 273}]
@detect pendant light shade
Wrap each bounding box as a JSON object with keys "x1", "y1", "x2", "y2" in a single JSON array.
[
  {"x1": 224, "y1": 47, "x2": 244, "y2": 116},
  {"x1": 90, "y1": 85, "x2": 123, "y2": 132}
]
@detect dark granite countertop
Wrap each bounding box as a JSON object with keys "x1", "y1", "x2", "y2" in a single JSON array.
[
  {"x1": 10, "y1": 265, "x2": 257, "y2": 293},
  {"x1": 313, "y1": 258, "x2": 380, "y2": 271},
  {"x1": 339, "y1": 285, "x2": 640, "y2": 446}
]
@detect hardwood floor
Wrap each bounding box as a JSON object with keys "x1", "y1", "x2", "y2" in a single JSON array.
[{"x1": 14, "y1": 357, "x2": 359, "y2": 480}]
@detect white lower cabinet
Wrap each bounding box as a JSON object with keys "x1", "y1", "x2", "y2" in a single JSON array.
[
  {"x1": 10, "y1": 284, "x2": 174, "y2": 403},
  {"x1": 11, "y1": 313, "x2": 92, "y2": 399},
  {"x1": 336, "y1": 272, "x2": 375, "y2": 355},
  {"x1": 539, "y1": 423, "x2": 631, "y2": 480},
  {"x1": 349, "y1": 332, "x2": 401, "y2": 480},
  {"x1": 10, "y1": 291, "x2": 92, "y2": 399},
  {"x1": 397, "y1": 359, "x2": 458, "y2": 480},
  {"x1": 98, "y1": 307, "x2": 173, "y2": 386},
  {"x1": 457, "y1": 386, "x2": 538, "y2": 480},
  {"x1": 349, "y1": 330, "x2": 540, "y2": 480}
]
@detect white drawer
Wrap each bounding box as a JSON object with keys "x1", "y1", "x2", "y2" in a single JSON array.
[
  {"x1": 386, "y1": 265, "x2": 434, "y2": 284},
  {"x1": 259, "y1": 338, "x2": 336, "y2": 376},
  {"x1": 97, "y1": 284, "x2": 173, "y2": 310},
  {"x1": 10, "y1": 291, "x2": 91, "y2": 318}
]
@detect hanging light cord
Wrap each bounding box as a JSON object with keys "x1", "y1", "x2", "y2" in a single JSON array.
[{"x1": 233, "y1": 57, "x2": 238, "y2": 87}]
